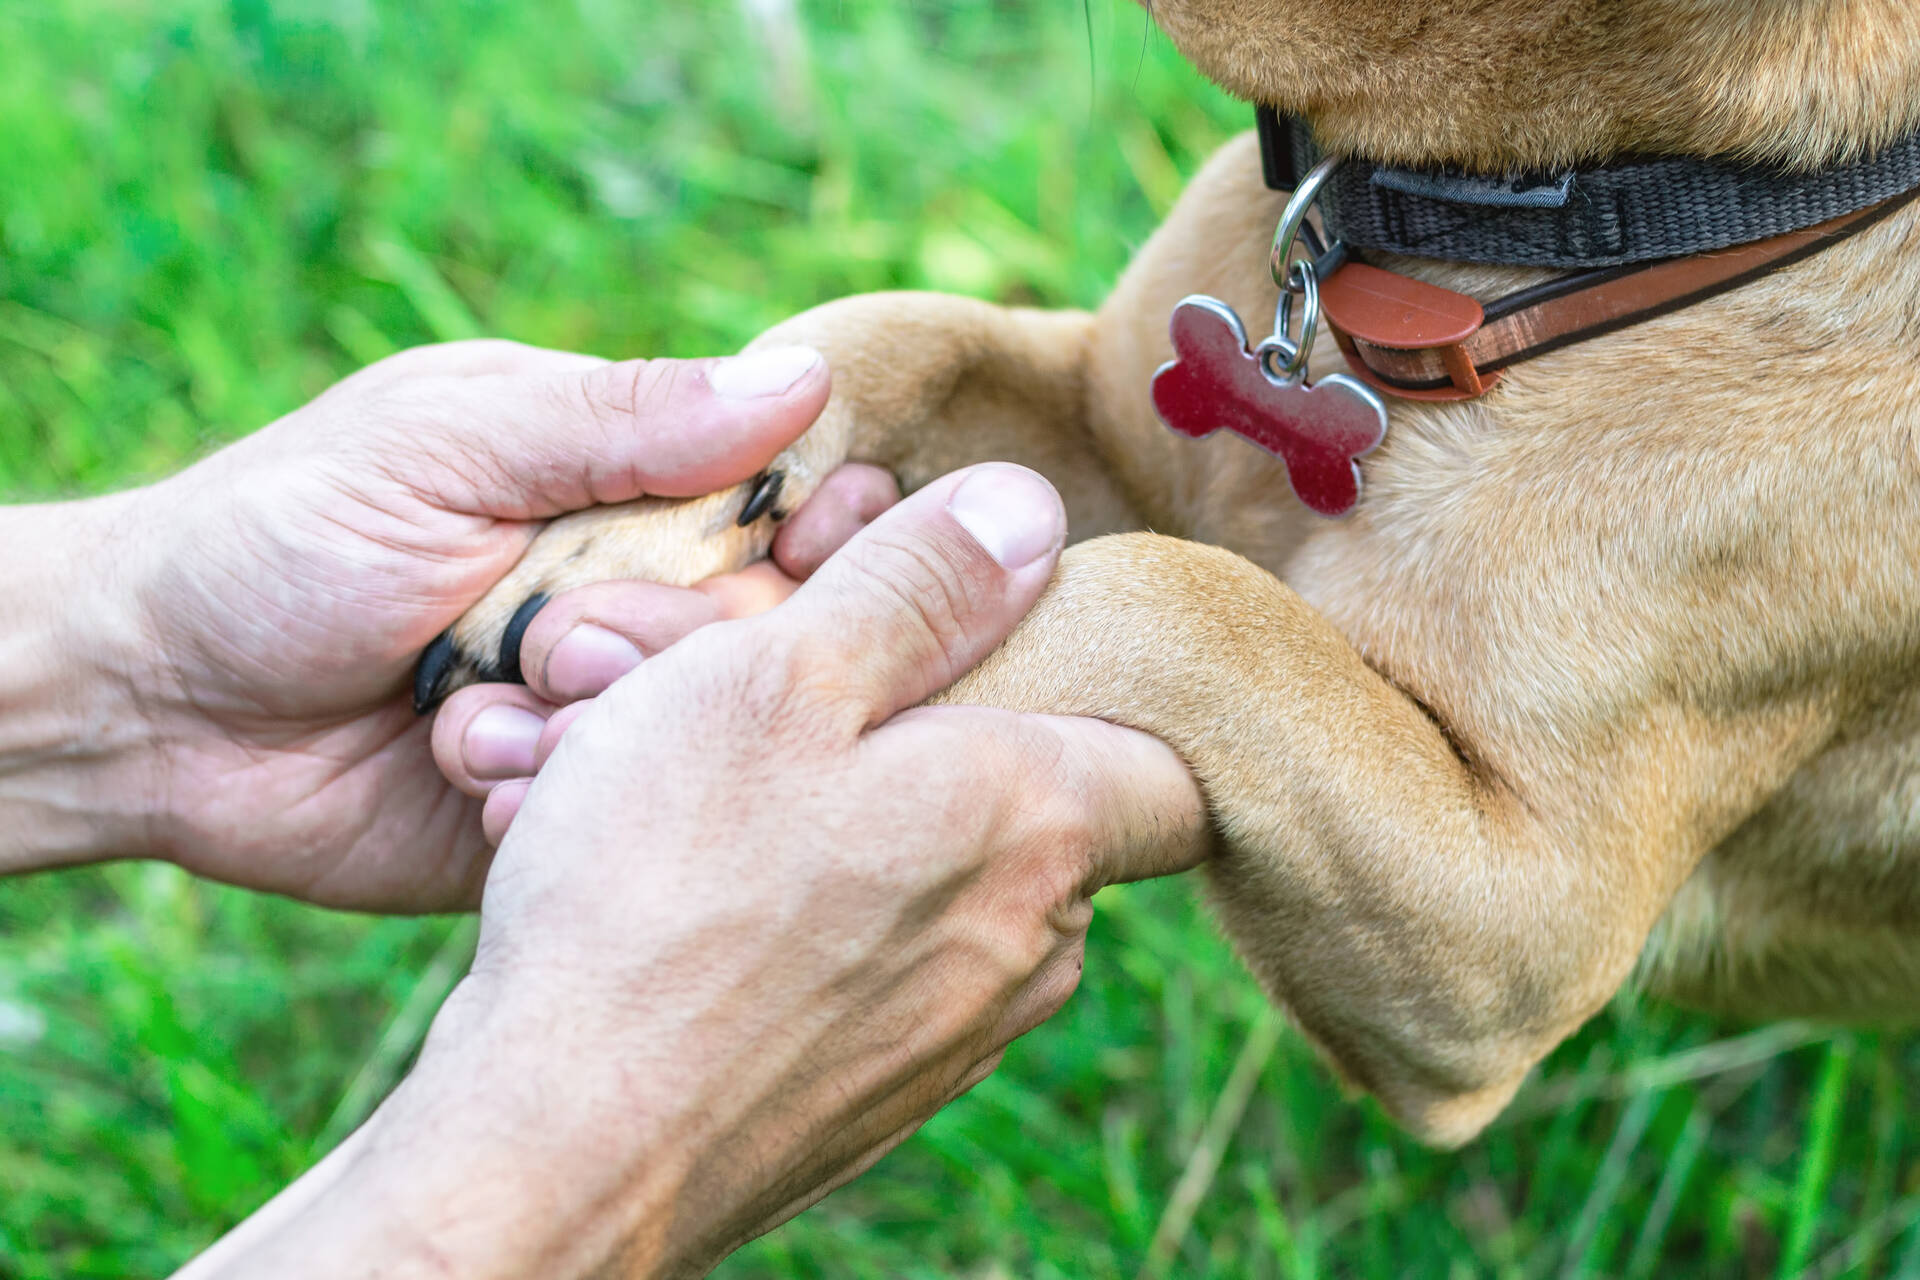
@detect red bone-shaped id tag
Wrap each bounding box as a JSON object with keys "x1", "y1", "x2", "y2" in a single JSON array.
[{"x1": 1151, "y1": 295, "x2": 1388, "y2": 517}]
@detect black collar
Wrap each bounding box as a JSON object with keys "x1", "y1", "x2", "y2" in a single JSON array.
[{"x1": 1256, "y1": 106, "x2": 1920, "y2": 269}]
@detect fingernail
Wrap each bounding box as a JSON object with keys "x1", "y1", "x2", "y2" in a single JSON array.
[
  {"x1": 946, "y1": 465, "x2": 1063, "y2": 570},
  {"x1": 709, "y1": 346, "x2": 822, "y2": 399},
  {"x1": 464, "y1": 705, "x2": 546, "y2": 779},
  {"x1": 545, "y1": 623, "x2": 645, "y2": 701}
]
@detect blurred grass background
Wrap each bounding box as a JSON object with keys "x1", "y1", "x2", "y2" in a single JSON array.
[{"x1": 1, "y1": 1, "x2": 1916, "y2": 1276}]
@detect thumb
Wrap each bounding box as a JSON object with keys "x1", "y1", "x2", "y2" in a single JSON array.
[
  {"x1": 390, "y1": 345, "x2": 831, "y2": 518},
  {"x1": 760, "y1": 463, "x2": 1067, "y2": 727}
]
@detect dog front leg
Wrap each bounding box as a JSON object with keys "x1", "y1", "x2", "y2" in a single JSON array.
[{"x1": 941, "y1": 532, "x2": 1751, "y2": 1146}]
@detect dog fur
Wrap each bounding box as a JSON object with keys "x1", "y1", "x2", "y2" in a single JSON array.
[{"x1": 440, "y1": 0, "x2": 1920, "y2": 1144}]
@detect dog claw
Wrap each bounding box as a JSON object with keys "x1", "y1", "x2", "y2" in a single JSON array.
[
  {"x1": 413, "y1": 629, "x2": 458, "y2": 715},
  {"x1": 411, "y1": 592, "x2": 548, "y2": 714},
  {"x1": 498, "y1": 593, "x2": 550, "y2": 686},
  {"x1": 420, "y1": 477, "x2": 781, "y2": 712},
  {"x1": 737, "y1": 469, "x2": 786, "y2": 526}
]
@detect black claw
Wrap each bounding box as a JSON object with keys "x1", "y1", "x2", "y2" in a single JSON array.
[
  {"x1": 498, "y1": 593, "x2": 549, "y2": 686},
  {"x1": 412, "y1": 629, "x2": 458, "y2": 715},
  {"x1": 737, "y1": 469, "x2": 786, "y2": 526}
]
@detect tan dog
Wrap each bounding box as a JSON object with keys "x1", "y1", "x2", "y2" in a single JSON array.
[{"x1": 427, "y1": 1, "x2": 1920, "y2": 1145}]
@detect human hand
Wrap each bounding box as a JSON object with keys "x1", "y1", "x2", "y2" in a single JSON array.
[
  {"x1": 177, "y1": 463, "x2": 1207, "y2": 1280},
  {"x1": 62, "y1": 339, "x2": 897, "y2": 909},
  {"x1": 426, "y1": 460, "x2": 900, "y2": 837}
]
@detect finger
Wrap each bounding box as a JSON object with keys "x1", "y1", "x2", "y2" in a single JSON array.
[
  {"x1": 515, "y1": 581, "x2": 723, "y2": 704},
  {"x1": 392, "y1": 347, "x2": 831, "y2": 518},
  {"x1": 513, "y1": 567, "x2": 798, "y2": 704},
  {"x1": 532, "y1": 701, "x2": 592, "y2": 770},
  {"x1": 481, "y1": 779, "x2": 531, "y2": 845},
  {"x1": 770, "y1": 463, "x2": 902, "y2": 579},
  {"x1": 871, "y1": 707, "x2": 1208, "y2": 888},
  {"x1": 690, "y1": 561, "x2": 802, "y2": 619},
  {"x1": 1037, "y1": 716, "x2": 1210, "y2": 888},
  {"x1": 430, "y1": 684, "x2": 558, "y2": 797},
  {"x1": 762, "y1": 463, "x2": 1066, "y2": 727}
]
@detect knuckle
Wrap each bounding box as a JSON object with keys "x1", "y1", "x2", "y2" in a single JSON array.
[
  {"x1": 989, "y1": 726, "x2": 1104, "y2": 889},
  {"x1": 842, "y1": 530, "x2": 985, "y2": 670},
  {"x1": 1028, "y1": 948, "x2": 1087, "y2": 1019},
  {"x1": 558, "y1": 359, "x2": 693, "y2": 496},
  {"x1": 1043, "y1": 789, "x2": 1103, "y2": 867},
  {"x1": 776, "y1": 629, "x2": 850, "y2": 701},
  {"x1": 600, "y1": 358, "x2": 686, "y2": 425},
  {"x1": 1032, "y1": 800, "x2": 1102, "y2": 901},
  {"x1": 557, "y1": 361, "x2": 631, "y2": 439}
]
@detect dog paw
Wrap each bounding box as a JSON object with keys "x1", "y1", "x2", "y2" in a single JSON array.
[{"x1": 413, "y1": 468, "x2": 793, "y2": 711}]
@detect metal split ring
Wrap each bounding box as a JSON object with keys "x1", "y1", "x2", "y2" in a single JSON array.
[
  {"x1": 1259, "y1": 153, "x2": 1345, "y2": 382},
  {"x1": 1268, "y1": 154, "x2": 1346, "y2": 290},
  {"x1": 1258, "y1": 261, "x2": 1322, "y2": 383}
]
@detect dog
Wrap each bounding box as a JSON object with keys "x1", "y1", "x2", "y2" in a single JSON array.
[{"x1": 415, "y1": 0, "x2": 1920, "y2": 1146}]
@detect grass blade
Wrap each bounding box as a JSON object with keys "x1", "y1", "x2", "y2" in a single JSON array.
[
  {"x1": 1503, "y1": 1022, "x2": 1833, "y2": 1121},
  {"x1": 1137, "y1": 1007, "x2": 1283, "y2": 1279},
  {"x1": 1624, "y1": 1096, "x2": 1711, "y2": 1280},
  {"x1": 1778, "y1": 1037, "x2": 1853, "y2": 1278},
  {"x1": 1807, "y1": 1193, "x2": 1920, "y2": 1279},
  {"x1": 1559, "y1": 1088, "x2": 1658, "y2": 1279}
]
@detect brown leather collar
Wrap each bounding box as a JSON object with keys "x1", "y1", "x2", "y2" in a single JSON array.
[{"x1": 1317, "y1": 189, "x2": 1920, "y2": 401}]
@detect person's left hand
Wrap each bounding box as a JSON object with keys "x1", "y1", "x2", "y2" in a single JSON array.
[{"x1": 90, "y1": 340, "x2": 892, "y2": 909}]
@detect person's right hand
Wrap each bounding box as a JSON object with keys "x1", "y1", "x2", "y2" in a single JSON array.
[{"x1": 180, "y1": 462, "x2": 1207, "y2": 1280}]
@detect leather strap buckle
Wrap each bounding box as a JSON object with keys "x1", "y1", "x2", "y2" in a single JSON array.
[{"x1": 1318, "y1": 263, "x2": 1501, "y2": 400}]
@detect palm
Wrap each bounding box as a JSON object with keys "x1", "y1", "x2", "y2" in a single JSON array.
[
  {"x1": 144, "y1": 452, "x2": 532, "y2": 907},
  {"x1": 119, "y1": 339, "x2": 828, "y2": 910}
]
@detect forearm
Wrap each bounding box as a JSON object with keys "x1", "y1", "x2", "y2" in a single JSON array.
[
  {"x1": 0, "y1": 493, "x2": 163, "y2": 874},
  {"x1": 176, "y1": 978, "x2": 693, "y2": 1280}
]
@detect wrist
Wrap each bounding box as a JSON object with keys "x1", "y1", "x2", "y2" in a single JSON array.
[
  {"x1": 380, "y1": 977, "x2": 695, "y2": 1279},
  {"x1": 0, "y1": 492, "x2": 168, "y2": 874}
]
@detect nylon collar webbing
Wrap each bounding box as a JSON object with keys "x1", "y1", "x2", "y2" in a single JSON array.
[{"x1": 1255, "y1": 106, "x2": 1920, "y2": 269}]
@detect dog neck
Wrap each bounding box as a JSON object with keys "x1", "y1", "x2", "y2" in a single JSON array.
[
  {"x1": 1255, "y1": 111, "x2": 1920, "y2": 401},
  {"x1": 1258, "y1": 109, "x2": 1920, "y2": 271}
]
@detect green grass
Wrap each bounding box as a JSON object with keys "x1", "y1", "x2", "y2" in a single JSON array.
[{"x1": 2, "y1": 1, "x2": 1918, "y2": 1276}]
